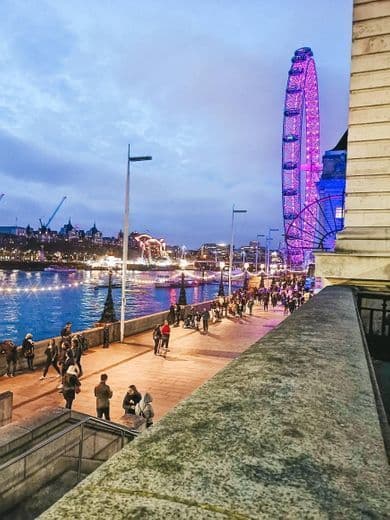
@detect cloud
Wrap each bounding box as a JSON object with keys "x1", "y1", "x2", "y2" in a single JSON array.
[{"x1": 0, "y1": 0, "x2": 353, "y2": 246}]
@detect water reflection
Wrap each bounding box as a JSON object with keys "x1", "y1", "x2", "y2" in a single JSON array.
[{"x1": 0, "y1": 270, "x2": 221, "y2": 344}]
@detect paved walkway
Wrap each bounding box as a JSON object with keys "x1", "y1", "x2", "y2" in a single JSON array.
[{"x1": 0, "y1": 304, "x2": 286, "y2": 425}]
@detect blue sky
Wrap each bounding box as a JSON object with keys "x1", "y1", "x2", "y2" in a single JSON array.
[{"x1": 0, "y1": 0, "x2": 353, "y2": 248}]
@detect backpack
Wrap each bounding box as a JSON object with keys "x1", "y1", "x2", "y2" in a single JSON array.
[{"x1": 135, "y1": 403, "x2": 146, "y2": 418}]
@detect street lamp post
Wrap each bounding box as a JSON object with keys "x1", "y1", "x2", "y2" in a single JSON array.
[
  {"x1": 265, "y1": 227, "x2": 279, "y2": 278},
  {"x1": 228, "y1": 205, "x2": 247, "y2": 297},
  {"x1": 255, "y1": 233, "x2": 265, "y2": 273},
  {"x1": 218, "y1": 261, "x2": 225, "y2": 297},
  {"x1": 120, "y1": 145, "x2": 152, "y2": 343},
  {"x1": 243, "y1": 261, "x2": 249, "y2": 290}
]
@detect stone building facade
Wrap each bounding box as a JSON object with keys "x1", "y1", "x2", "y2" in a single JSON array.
[{"x1": 316, "y1": 0, "x2": 390, "y2": 286}]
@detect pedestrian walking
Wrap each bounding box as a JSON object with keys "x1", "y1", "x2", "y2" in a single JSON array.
[
  {"x1": 135, "y1": 392, "x2": 154, "y2": 428},
  {"x1": 61, "y1": 322, "x2": 72, "y2": 340},
  {"x1": 195, "y1": 311, "x2": 202, "y2": 330},
  {"x1": 71, "y1": 337, "x2": 83, "y2": 376},
  {"x1": 174, "y1": 303, "x2": 181, "y2": 326},
  {"x1": 202, "y1": 308, "x2": 210, "y2": 333},
  {"x1": 160, "y1": 320, "x2": 171, "y2": 352},
  {"x1": 40, "y1": 339, "x2": 61, "y2": 379},
  {"x1": 62, "y1": 346, "x2": 75, "y2": 377},
  {"x1": 0, "y1": 340, "x2": 18, "y2": 377},
  {"x1": 62, "y1": 365, "x2": 81, "y2": 410},
  {"x1": 94, "y1": 373, "x2": 113, "y2": 421},
  {"x1": 79, "y1": 333, "x2": 89, "y2": 353},
  {"x1": 102, "y1": 325, "x2": 110, "y2": 348},
  {"x1": 168, "y1": 304, "x2": 175, "y2": 325},
  {"x1": 22, "y1": 333, "x2": 35, "y2": 371},
  {"x1": 153, "y1": 324, "x2": 162, "y2": 355},
  {"x1": 122, "y1": 384, "x2": 142, "y2": 415}
]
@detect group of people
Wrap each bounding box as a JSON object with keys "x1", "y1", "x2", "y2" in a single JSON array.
[
  {"x1": 1, "y1": 274, "x2": 313, "y2": 427},
  {"x1": 61, "y1": 371, "x2": 154, "y2": 428},
  {"x1": 1, "y1": 331, "x2": 43, "y2": 377},
  {"x1": 0, "y1": 321, "x2": 90, "y2": 378}
]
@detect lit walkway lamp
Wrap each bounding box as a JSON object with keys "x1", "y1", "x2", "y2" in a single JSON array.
[
  {"x1": 218, "y1": 261, "x2": 225, "y2": 297},
  {"x1": 120, "y1": 145, "x2": 152, "y2": 343},
  {"x1": 243, "y1": 262, "x2": 249, "y2": 291},
  {"x1": 228, "y1": 205, "x2": 247, "y2": 297},
  {"x1": 178, "y1": 271, "x2": 187, "y2": 305},
  {"x1": 266, "y1": 228, "x2": 279, "y2": 277},
  {"x1": 100, "y1": 269, "x2": 117, "y2": 323},
  {"x1": 255, "y1": 234, "x2": 265, "y2": 273}
]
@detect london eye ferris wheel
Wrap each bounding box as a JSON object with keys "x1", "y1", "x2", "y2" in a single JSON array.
[{"x1": 281, "y1": 47, "x2": 323, "y2": 267}]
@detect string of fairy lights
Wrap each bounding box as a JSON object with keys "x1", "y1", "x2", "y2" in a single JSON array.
[
  {"x1": 0, "y1": 270, "x2": 275, "y2": 295},
  {"x1": 0, "y1": 282, "x2": 83, "y2": 294}
]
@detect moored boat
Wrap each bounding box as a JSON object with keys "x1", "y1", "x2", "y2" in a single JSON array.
[{"x1": 44, "y1": 265, "x2": 78, "y2": 273}]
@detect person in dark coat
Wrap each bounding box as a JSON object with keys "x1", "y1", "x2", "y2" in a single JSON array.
[
  {"x1": 174, "y1": 303, "x2": 181, "y2": 326},
  {"x1": 122, "y1": 384, "x2": 142, "y2": 415},
  {"x1": 61, "y1": 322, "x2": 72, "y2": 339},
  {"x1": 102, "y1": 325, "x2": 110, "y2": 348},
  {"x1": 1, "y1": 340, "x2": 18, "y2": 377},
  {"x1": 40, "y1": 339, "x2": 61, "y2": 379},
  {"x1": 71, "y1": 337, "x2": 83, "y2": 376},
  {"x1": 94, "y1": 373, "x2": 113, "y2": 420},
  {"x1": 62, "y1": 365, "x2": 81, "y2": 409},
  {"x1": 153, "y1": 324, "x2": 162, "y2": 355},
  {"x1": 22, "y1": 333, "x2": 35, "y2": 371},
  {"x1": 263, "y1": 292, "x2": 270, "y2": 311},
  {"x1": 62, "y1": 347, "x2": 75, "y2": 378},
  {"x1": 202, "y1": 308, "x2": 210, "y2": 333},
  {"x1": 168, "y1": 304, "x2": 175, "y2": 325}
]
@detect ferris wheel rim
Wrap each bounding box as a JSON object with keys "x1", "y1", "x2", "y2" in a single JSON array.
[{"x1": 281, "y1": 47, "x2": 321, "y2": 267}]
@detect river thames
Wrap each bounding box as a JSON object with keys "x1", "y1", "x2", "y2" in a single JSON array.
[{"x1": 0, "y1": 270, "x2": 222, "y2": 344}]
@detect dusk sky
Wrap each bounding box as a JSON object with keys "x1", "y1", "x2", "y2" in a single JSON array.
[{"x1": 0, "y1": 0, "x2": 353, "y2": 248}]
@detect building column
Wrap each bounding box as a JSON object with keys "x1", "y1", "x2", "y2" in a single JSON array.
[{"x1": 316, "y1": 0, "x2": 390, "y2": 287}]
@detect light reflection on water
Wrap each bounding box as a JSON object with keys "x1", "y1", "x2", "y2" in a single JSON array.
[{"x1": 0, "y1": 270, "x2": 222, "y2": 344}]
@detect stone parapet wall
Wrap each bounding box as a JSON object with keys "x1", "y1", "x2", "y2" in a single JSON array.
[
  {"x1": 0, "y1": 391, "x2": 12, "y2": 426},
  {"x1": 40, "y1": 286, "x2": 390, "y2": 519}
]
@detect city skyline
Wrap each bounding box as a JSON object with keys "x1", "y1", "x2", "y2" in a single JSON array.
[{"x1": 0, "y1": 0, "x2": 352, "y2": 247}]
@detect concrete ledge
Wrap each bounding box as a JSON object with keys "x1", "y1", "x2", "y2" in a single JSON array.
[
  {"x1": 315, "y1": 251, "x2": 390, "y2": 287},
  {"x1": 40, "y1": 286, "x2": 390, "y2": 518},
  {"x1": 0, "y1": 391, "x2": 12, "y2": 426},
  {"x1": 0, "y1": 408, "x2": 70, "y2": 460}
]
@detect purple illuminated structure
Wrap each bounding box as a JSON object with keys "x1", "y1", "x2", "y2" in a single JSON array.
[{"x1": 282, "y1": 47, "x2": 322, "y2": 267}]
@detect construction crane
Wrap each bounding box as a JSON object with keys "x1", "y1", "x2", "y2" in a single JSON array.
[{"x1": 39, "y1": 196, "x2": 67, "y2": 232}]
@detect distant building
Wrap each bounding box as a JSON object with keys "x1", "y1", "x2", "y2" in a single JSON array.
[
  {"x1": 59, "y1": 218, "x2": 80, "y2": 240},
  {"x1": 198, "y1": 243, "x2": 229, "y2": 263},
  {"x1": 316, "y1": 131, "x2": 347, "y2": 250},
  {"x1": 0, "y1": 226, "x2": 26, "y2": 236},
  {"x1": 86, "y1": 222, "x2": 103, "y2": 244}
]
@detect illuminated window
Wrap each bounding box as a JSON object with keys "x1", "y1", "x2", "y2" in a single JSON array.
[{"x1": 335, "y1": 207, "x2": 344, "y2": 219}]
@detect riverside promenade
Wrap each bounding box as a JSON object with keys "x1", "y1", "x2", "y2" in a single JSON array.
[{"x1": 0, "y1": 304, "x2": 285, "y2": 425}]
